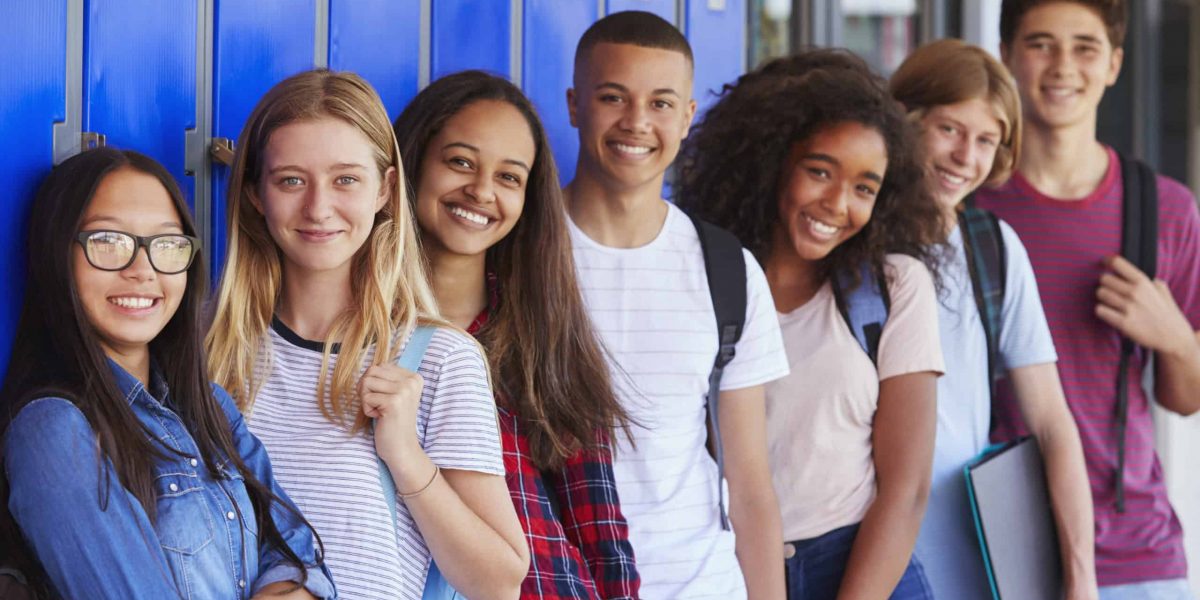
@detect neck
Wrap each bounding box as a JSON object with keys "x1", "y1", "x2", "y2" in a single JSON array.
[
  {"x1": 764, "y1": 233, "x2": 822, "y2": 313},
  {"x1": 1017, "y1": 118, "x2": 1110, "y2": 199},
  {"x1": 105, "y1": 345, "x2": 151, "y2": 387},
  {"x1": 564, "y1": 166, "x2": 669, "y2": 248},
  {"x1": 426, "y1": 248, "x2": 487, "y2": 330},
  {"x1": 276, "y1": 265, "x2": 356, "y2": 341},
  {"x1": 943, "y1": 202, "x2": 960, "y2": 237}
]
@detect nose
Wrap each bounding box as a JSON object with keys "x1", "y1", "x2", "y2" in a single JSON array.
[
  {"x1": 820, "y1": 182, "x2": 851, "y2": 217},
  {"x1": 301, "y1": 185, "x2": 334, "y2": 222},
  {"x1": 950, "y1": 135, "x2": 975, "y2": 166},
  {"x1": 122, "y1": 245, "x2": 156, "y2": 281},
  {"x1": 464, "y1": 171, "x2": 496, "y2": 204},
  {"x1": 618, "y1": 102, "x2": 650, "y2": 133}
]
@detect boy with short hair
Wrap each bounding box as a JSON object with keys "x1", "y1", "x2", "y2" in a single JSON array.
[
  {"x1": 977, "y1": 1, "x2": 1200, "y2": 597},
  {"x1": 563, "y1": 11, "x2": 788, "y2": 599}
]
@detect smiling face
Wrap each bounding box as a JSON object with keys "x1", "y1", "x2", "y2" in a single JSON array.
[
  {"x1": 1002, "y1": 2, "x2": 1122, "y2": 133},
  {"x1": 775, "y1": 121, "x2": 889, "y2": 263},
  {"x1": 73, "y1": 167, "x2": 187, "y2": 361},
  {"x1": 918, "y1": 97, "x2": 1005, "y2": 211},
  {"x1": 415, "y1": 100, "x2": 535, "y2": 259},
  {"x1": 255, "y1": 117, "x2": 394, "y2": 282},
  {"x1": 568, "y1": 42, "x2": 697, "y2": 194}
]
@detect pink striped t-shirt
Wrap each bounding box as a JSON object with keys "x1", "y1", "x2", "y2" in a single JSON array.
[{"x1": 976, "y1": 146, "x2": 1200, "y2": 586}]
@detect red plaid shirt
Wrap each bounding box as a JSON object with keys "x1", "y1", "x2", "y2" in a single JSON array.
[{"x1": 468, "y1": 279, "x2": 640, "y2": 599}]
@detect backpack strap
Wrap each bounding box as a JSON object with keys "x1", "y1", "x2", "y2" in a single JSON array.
[
  {"x1": 831, "y1": 261, "x2": 891, "y2": 366},
  {"x1": 377, "y1": 325, "x2": 437, "y2": 526},
  {"x1": 959, "y1": 199, "x2": 1008, "y2": 401},
  {"x1": 690, "y1": 214, "x2": 747, "y2": 532},
  {"x1": 1114, "y1": 154, "x2": 1158, "y2": 513}
]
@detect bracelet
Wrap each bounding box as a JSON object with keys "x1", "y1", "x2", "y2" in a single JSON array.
[{"x1": 398, "y1": 464, "x2": 440, "y2": 499}]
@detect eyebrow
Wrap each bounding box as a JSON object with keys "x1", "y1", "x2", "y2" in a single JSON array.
[
  {"x1": 267, "y1": 162, "x2": 369, "y2": 174},
  {"x1": 803, "y1": 152, "x2": 884, "y2": 183},
  {"x1": 595, "y1": 82, "x2": 681, "y2": 98},
  {"x1": 1022, "y1": 32, "x2": 1105, "y2": 45},
  {"x1": 82, "y1": 216, "x2": 183, "y2": 229},
  {"x1": 444, "y1": 142, "x2": 531, "y2": 172}
]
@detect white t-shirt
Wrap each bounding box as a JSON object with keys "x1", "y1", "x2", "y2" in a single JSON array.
[
  {"x1": 767, "y1": 254, "x2": 944, "y2": 541},
  {"x1": 915, "y1": 221, "x2": 1057, "y2": 599},
  {"x1": 568, "y1": 202, "x2": 789, "y2": 600},
  {"x1": 246, "y1": 322, "x2": 503, "y2": 600}
]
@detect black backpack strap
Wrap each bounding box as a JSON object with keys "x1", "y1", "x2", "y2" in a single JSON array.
[
  {"x1": 830, "y1": 261, "x2": 891, "y2": 367},
  {"x1": 958, "y1": 200, "x2": 1008, "y2": 402},
  {"x1": 1114, "y1": 153, "x2": 1158, "y2": 513},
  {"x1": 690, "y1": 214, "x2": 747, "y2": 531}
]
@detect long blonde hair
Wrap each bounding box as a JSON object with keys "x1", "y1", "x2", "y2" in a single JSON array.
[{"x1": 206, "y1": 69, "x2": 440, "y2": 431}]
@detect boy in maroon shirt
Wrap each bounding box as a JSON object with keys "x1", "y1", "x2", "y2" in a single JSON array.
[{"x1": 976, "y1": 1, "x2": 1200, "y2": 597}]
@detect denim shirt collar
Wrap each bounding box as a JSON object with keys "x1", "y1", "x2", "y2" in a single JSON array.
[{"x1": 106, "y1": 358, "x2": 169, "y2": 407}]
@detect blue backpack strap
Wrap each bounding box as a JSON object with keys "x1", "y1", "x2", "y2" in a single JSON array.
[
  {"x1": 959, "y1": 199, "x2": 1007, "y2": 401},
  {"x1": 1113, "y1": 153, "x2": 1158, "y2": 514},
  {"x1": 831, "y1": 261, "x2": 890, "y2": 366},
  {"x1": 689, "y1": 213, "x2": 746, "y2": 531},
  {"x1": 375, "y1": 326, "x2": 437, "y2": 529}
]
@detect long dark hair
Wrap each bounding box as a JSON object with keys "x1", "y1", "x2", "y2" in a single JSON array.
[
  {"x1": 0, "y1": 148, "x2": 319, "y2": 594},
  {"x1": 394, "y1": 71, "x2": 632, "y2": 469},
  {"x1": 676, "y1": 49, "x2": 945, "y2": 288}
]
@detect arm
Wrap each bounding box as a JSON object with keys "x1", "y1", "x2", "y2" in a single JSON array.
[
  {"x1": 837, "y1": 372, "x2": 936, "y2": 600},
  {"x1": 718, "y1": 384, "x2": 785, "y2": 600},
  {"x1": 1095, "y1": 255, "x2": 1200, "y2": 415},
  {"x1": 3, "y1": 398, "x2": 181, "y2": 598},
  {"x1": 550, "y1": 435, "x2": 640, "y2": 599},
  {"x1": 251, "y1": 581, "x2": 318, "y2": 599},
  {"x1": 1007, "y1": 363, "x2": 1097, "y2": 600},
  {"x1": 213, "y1": 386, "x2": 335, "y2": 599}
]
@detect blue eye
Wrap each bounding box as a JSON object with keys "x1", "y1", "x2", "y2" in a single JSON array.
[{"x1": 335, "y1": 175, "x2": 358, "y2": 185}]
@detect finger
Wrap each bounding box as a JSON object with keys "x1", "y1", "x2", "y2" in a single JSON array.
[
  {"x1": 359, "y1": 374, "x2": 401, "y2": 396},
  {"x1": 1097, "y1": 272, "x2": 1136, "y2": 298},
  {"x1": 1095, "y1": 287, "x2": 1129, "y2": 312},
  {"x1": 1095, "y1": 303, "x2": 1124, "y2": 329},
  {"x1": 1104, "y1": 255, "x2": 1150, "y2": 283},
  {"x1": 363, "y1": 364, "x2": 406, "y2": 384}
]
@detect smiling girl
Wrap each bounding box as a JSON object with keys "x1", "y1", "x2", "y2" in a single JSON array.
[
  {"x1": 205, "y1": 70, "x2": 528, "y2": 600},
  {"x1": 393, "y1": 69, "x2": 639, "y2": 600},
  {"x1": 677, "y1": 49, "x2": 946, "y2": 599},
  {"x1": 1, "y1": 148, "x2": 333, "y2": 599}
]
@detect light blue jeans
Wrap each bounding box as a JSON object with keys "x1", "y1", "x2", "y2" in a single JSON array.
[{"x1": 1100, "y1": 578, "x2": 1194, "y2": 600}]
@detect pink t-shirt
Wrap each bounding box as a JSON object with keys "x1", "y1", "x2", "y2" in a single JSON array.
[
  {"x1": 976, "y1": 147, "x2": 1200, "y2": 586},
  {"x1": 767, "y1": 254, "x2": 944, "y2": 541}
]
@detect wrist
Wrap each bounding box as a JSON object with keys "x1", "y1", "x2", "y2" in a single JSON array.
[{"x1": 379, "y1": 440, "x2": 428, "y2": 484}]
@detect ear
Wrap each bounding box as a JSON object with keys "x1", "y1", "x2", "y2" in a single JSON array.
[
  {"x1": 378, "y1": 166, "x2": 397, "y2": 213},
  {"x1": 567, "y1": 88, "x2": 578, "y2": 128},
  {"x1": 681, "y1": 98, "x2": 698, "y2": 139},
  {"x1": 1106, "y1": 46, "x2": 1124, "y2": 87},
  {"x1": 999, "y1": 42, "x2": 1012, "y2": 67},
  {"x1": 247, "y1": 185, "x2": 265, "y2": 216}
]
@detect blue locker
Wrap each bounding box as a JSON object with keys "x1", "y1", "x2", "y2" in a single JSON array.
[
  {"x1": 330, "y1": 0, "x2": 421, "y2": 118},
  {"x1": 432, "y1": 0, "x2": 511, "y2": 81},
  {"x1": 0, "y1": 0, "x2": 67, "y2": 377},
  {"x1": 608, "y1": 0, "x2": 675, "y2": 20},
  {"x1": 83, "y1": 0, "x2": 197, "y2": 203},
  {"x1": 687, "y1": 0, "x2": 745, "y2": 114},
  {"x1": 209, "y1": 0, "x2": 315, "y2": 275},
  {"x1": 523, "y1": 0, "x2": 598, "y2": 185}
]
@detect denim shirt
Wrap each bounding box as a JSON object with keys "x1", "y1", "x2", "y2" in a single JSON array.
[{"x1": 3, "y1": 361, "x2": 337, "y2": 599}]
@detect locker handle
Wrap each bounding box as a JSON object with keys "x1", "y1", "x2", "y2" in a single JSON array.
[
  {"x1": 82, "y1": 132, "x2": 106, "y2": 151},
  {"x1": 211, "y1": 138, "x2": 236, "y2": 167}
]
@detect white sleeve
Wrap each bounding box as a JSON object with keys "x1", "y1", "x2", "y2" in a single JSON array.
[
  {"x1": 418, "y1": 329, "x2": 505, "y2": 475},
  {"x1": 997, "y1": 221, "x2": 1058, "y2": 370},
  {"x1": 718, "y1": 249, "x2": 790, "y2": 391}
]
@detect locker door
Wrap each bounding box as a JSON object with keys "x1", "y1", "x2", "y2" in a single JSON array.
[
  {"x1": 330, "y1": 0, "x2": 420, "y2": 118},
  {"x1": 523, "y1": 0, "x2": 599, "y2": 185},
  {"x1": 83, "y1": 0, "x2": 197, "y2": 203},
  {"x1": 432, "y1": 0, "x2": 512, "y2": 81},
  {"x1": 209, "y1": 0, "x2": 315, "y2": 276},
  {"x1": 0, "y1": 0, "x2": 68, "y2": 376},
  {"x1": 687, "y1": 0, "x2": 746, "y2": 114},
  {"x1": 608, "y1": 0, "x2": 676, "y2": 20}
]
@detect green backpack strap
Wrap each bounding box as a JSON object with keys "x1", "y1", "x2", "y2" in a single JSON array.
[{"x1": 959, "y1": 198, "x2": 1007, "y2": 402}]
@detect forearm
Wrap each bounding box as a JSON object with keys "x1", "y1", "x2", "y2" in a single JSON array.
[
  {"x1": 1036, "y1": 424, "x2": 1097, "y2": 596},
  {"x1": 1154, "y1": 330, "x2": 1200, "y2": 416},
  {"x1": 251, "y1": 581, "x2": 317, "y2": 599},
  {"x1": 731, "y1": 490, "x2": 786, "y2": 600},
  {"x1": 392, "y1": 451, "x2": 528, "y2": 600},
  {"x1": 836, "y1": 485, "x2": 928, "y2": 600}
]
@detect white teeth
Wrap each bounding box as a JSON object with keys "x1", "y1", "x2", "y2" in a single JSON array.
[
  {"x1": 449, "y1": 205, "x2": 490, "y2": 226},
  {"x1": 613, "y1": 143, "x2": 651, "y2": 155},
  {"x1": 805, "y1": 215, "x2": 839, "y2": 235},
  {"x1": 110, "y1": 297, "x2": 154, "y2": 309},
  {"x1": 937, "y1": 169, "x2": 967, "y2": 185}
]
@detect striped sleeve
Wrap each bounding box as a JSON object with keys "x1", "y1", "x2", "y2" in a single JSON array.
[
  {"x1": 419, "y1": 329, "x2": 505, "y2": 475},
  {"x1": 718, "y1": 248, "x2": 790, "y2": 391}
]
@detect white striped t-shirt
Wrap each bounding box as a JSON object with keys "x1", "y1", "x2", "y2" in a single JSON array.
[
  {"x1": 246, "y1": 321, "x2": 503, "y2": 600},
  {"x1": 568, "y1": 202, "x2": 789, "y2": 599}
]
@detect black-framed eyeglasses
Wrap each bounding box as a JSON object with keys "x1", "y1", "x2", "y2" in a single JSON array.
[{"x1": 74, "y1": 230, "x2": 200, "y2": 275}]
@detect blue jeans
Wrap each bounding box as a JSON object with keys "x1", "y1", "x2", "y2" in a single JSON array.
[
  {"x1": 1100, "y1": 579, "x2": 1195, "y2": 600},
  {"x1": 784, "y1": 523, "x2": 932, "y2": 600}
]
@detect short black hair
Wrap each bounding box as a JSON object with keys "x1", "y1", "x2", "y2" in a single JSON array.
[
  {"x1": 574, "y1": 10, "x2": 694, "y2": 70},
  {"x1": 1000, "y1": 0, "x2": 1127, "y2": 47}
]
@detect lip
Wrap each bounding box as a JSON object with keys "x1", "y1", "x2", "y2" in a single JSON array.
[
  {"x1": 443, "y1": 202, "x2": 496, "y2": 231},
  {"x1": 934, "y1": 166, "x2": 970, "y2": 188},
  {"x1": 1040, "y1": 85, "x2": 1081, "y2": 103},
  {"x1": 800, "y1": 213, "x2": 842, "y2": 242},
  {"x1": 107, "y1": 294, "x2": 162, "y2": 316},
  {"x1": 605, "y1": 139, "x2": 657, "y2": 160},
  {"x1": 296, "y1": 229, "x2": 342, "y2": 243}
]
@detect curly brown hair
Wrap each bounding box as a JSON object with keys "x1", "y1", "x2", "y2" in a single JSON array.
[{"x1": 676, "y1": 48, "x2": 946, "y2": 290}]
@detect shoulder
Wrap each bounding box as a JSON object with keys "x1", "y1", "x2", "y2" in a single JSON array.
[
  {"x1": 882, "y1": 253, "x2": 933, "y2": 289},
  {"x1": 6, "y1": 397, "x2": 91, "y2": 443},
  {"x1": 208, "y1": 383, "x2": 241, "y2": 424},
  {"x1": 1155, "y1": 173, "x2": 1200, "y2": 223},
  {"x1": 414, "y1": 326, "x2": 489, "y2": 383},
  {"x1": 4, "y1": 397, "x2": 96, "y2": 474}
]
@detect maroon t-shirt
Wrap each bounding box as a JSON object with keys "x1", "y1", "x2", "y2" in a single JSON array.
[{"x1": 976, "y1": 146, "x2": 1200, "y2": 586}]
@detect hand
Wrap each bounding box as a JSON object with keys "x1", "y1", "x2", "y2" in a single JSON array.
[
  {"x1": 359, "y1": 362, "x2": 425, "y2": 471},
  {"x1": 1096, "y1": 256, "x2": 1194, "y2": 356}
]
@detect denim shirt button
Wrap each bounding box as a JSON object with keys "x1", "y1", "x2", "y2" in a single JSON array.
[
  {"x1": 226, "y1": 511, "x2": 236, "y2": 520},
  {"x1": 168, "y1": 483, "x2": 179, "y2": 492},
  {"x1": 238, "y1": 580, "x2": 246, "y2": 589},
  {"x1": 190, "y1": 458, "x2": 198, "y2": 467}
]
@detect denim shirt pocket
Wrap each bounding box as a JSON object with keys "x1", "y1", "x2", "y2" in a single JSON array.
[{"x1": 154, "y1": 472, "x2": 215, "y2": 555}]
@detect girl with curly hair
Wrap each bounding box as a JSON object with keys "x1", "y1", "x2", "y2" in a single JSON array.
[{"x1": 677, "y1": 49, "x2": 946, "y2": 599}]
